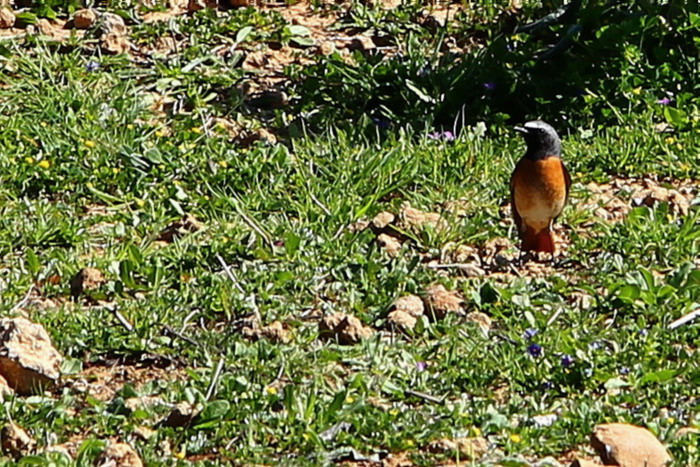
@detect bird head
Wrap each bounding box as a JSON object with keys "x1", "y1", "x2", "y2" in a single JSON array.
[{"x1": 514, "y1": 121, "x2": 561, "y2": 159}]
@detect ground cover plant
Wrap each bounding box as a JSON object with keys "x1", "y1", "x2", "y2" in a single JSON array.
[{"x1": 0, "y1": 0, "x2": 698, "y2": 465}]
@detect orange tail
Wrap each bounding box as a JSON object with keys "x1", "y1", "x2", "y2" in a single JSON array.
[{"x1": 521, "y1": 228, "x2": 555, "y2": 253}]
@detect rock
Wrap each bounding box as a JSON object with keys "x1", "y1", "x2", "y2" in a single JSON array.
[
  {"x1": 101, "y1": 32, "x2": 130, "y2": 54},
  {"x1": 386, "y1": 310, "x2": 417, "y2": 330},
  {"x1": 465, "y1": 311, "x2": 492, "y2": 333},
  {"x1": 70, "y1": 267, "x2": 105, "y2": 298},
  {"x1": 240, "y1": 128, "x2": 277, "y2": 147},
  {"x1": 591, "y1": 423, "x2": 671, "y2": 467},
  {"x1": 443, "y1": 199, "x2": 471, "y2": 217},
  {"x1": 1, "y1": 423, "x2": 35, "y2": 458},
  {"x1": 158, "y1": 214, "x2": 203, "y2": 242},
  {"x1": 97, "y1": 12, "x2": 126, "y2": 36},
  {"x1": 124, "y1": 395, "x2": 168, "y2": 413},
  {"x1": 35, "y1": 18, "x2": 55, "y2": 35},
  {"x1": 318, "y1": 313, "x2": 373, "y2": 345},
  {"x1": 371, "y1": 211, "x2": 395, "y2": 229},
  {"x1": 162, "y1": 402, "x2": 200, "y2": 427},
  {"x1": 318, "y1": 41, "x2": 335, "y2": 56},
  {"x1": 95, "y1": 13, "x2": 129, "y2": 54},
  {"x1": 0, "y1": 8, "x2": 15, "y2": 29},
  {"x1": 242, "y1": 321, "x2": 290, "y2": 344},
  {"x1": 98, "y1": 442, "x2": 143, "y2": 467},
  {"x1": 132, "y1": 426, "x2": 155, "y2": 441},
  {"x1": 73, "y1": 8, "x2": 97, "y2": 29},
  {"x1": 377, "y1": 233, "x2": 401, "y2": 257},
  {"x1": 451, "y1": 244, "x2": 481, "y2": 263},
  {"x1": 347, "y1": 219, "x2": 369, "y2": 233},
  {"x1": 424, "y1": 284, "x2": 463, "y2": 319},
  {"x1": 0, "y1": 317, "x2": 63, "y2": 395},
  {"x1": 400, "y1": 203, "x2": 447, "y2": 231},
  {"x1": 429, "y1": 436, "x2": 488, "y2": 459},
  {"x1": 393, "y1": 295, "x2": 424, "y2": 317}
]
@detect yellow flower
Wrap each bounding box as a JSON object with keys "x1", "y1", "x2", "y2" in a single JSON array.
[
  {"x1": 346, "y1": 396, "x2": 355, "y2": 404},
  {"x1": 135, "y1": 199, "x2": 146, "y2": 207},
  {"x1": 174, "y1": 447, "x2": 186, "y2": 459},
  {"x1": 472, "y1": 427, "x2": 482, "y2": 436},
  {"x1": 191, "y1": 127, "x2": 203, "y2": 134},
  {"x1": 40, "y1": 122, "x2": 48, "y2": 127},
  {"x1": 127, "y1": 124, "x2": 134, "y2": 130},
  {"x1": 265, "y1": 386, "x2": 278, "y2": 395},
  {"x1": 631, "y1": 87, "x2": 642, "y2": 95},
  {"x1": 405, "y1": 440, "x2": 415, "y2": 447},
  {"x1": 155, "y1": 130, "x2": 166, "y2": 138},
  {"x1": 25, "y1": 157, "x2": 35, "y2": 164},
  {"x1": 676, "y1": 143, "x2": 683, "y2": 150},
  {"x1": 667, "y1": 417, "x2": 676, "y2": 424},
  {"x1": 665, "y1": 136, "x2": 676, "y2": 144},
  {"x1": 84, "y1": 140, "x2": 96, "y2": 148},
  {"x1": 218, "y1": 160, "x2": 228, "y2": 168},
  {"x1": 112, "y1": 167, "x2": 120, "y2": 174},
  {"x1": 389, "y1": 409, "x2": 399, "y2": 416},
  {"x1": 37, "y1": 160, "x2": 50, "y2": 169},
  {"x1": 509, "y1": 433, "x2": 522, "y2": 443}
]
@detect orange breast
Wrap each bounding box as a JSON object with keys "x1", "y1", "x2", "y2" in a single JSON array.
[{"x1": 512, "y1": 156, "x2": 568, "y2": 231}]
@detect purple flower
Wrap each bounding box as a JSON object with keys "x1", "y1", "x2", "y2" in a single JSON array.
[
  {"x1": 427, "y1": 130, "x2": 455, "y2": 142},
  {"x1": 86, "y1": 60, "x2": 100, "y2": 72},
  {"x1": 620, "y1": 366, "x2": 630, "y2": 375},
  {"x1": 483, "y1": 82, "x2": 496, "y2": 91},
  {"x1": 273, "y1": 240, "x2": 285, "y2": 248},
  {"x1": 371, "y1": 117, "x2": 390, "y2": 129},
  {"x1": 416, "y1": 361, "x2": 427, "y2": 372},
  {"x1": 589, "y1": 341, "x2": 603, "y2": 351},
  {"x1": 542, "y1": 381, "x2": 554, "y2": 390},
  {"x1": 523, "y1": 328, "x2": 538, "y2": 340},
  {"x1": 561, "y1": 354, "x2": 574, "y2": 368},
  {"x1": 527, "y1": 343, "x2": 542, "y2": 357},
  {"x1": 656, "y1": 97, "x2": 671, "y2": 105},
  {"x1": 638, "y1": 329, "x2": 648, "y2": 337}
]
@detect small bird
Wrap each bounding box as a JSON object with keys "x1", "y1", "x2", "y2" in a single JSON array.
[{"x1": 510, "y1": 121, "x2": 571, "y2": 255}]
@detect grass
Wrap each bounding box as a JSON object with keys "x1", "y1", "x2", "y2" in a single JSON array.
[{"x1": 0, "y1": 1, "x2": 698, "y2": 465}]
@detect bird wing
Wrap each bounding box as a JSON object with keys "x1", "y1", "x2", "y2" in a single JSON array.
[
  {"x1": 509, "y1": 167, "x2": 523, "y2": 234},
  {"x1": 563, "y1": 160, "x2": 572, "y2": 203}
]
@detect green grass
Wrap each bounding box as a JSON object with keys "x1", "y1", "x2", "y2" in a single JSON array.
[{"x1": 0, "y1": 1, "x2": 699, "y2": 465}]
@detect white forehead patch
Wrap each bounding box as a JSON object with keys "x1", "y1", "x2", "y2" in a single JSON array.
[{"x1": 524, "y1": 121, "x2": 550, "y2": 130}]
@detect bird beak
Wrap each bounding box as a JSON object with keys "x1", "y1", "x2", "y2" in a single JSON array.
[{"x1": 514, "y1": 126, "x2": 528, "y2": 134}]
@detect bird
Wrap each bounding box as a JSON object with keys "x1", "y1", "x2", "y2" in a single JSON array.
[{"x1": 510, "y1": 120, "x2": 571, "y2": 255}]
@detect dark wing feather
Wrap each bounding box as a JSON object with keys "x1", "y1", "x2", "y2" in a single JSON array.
[
  {"x1": 562, "y1": 160, "x2": 572, "y2": 203},
  {"x1": 510, "y1": 166, "x2": 523, "y2": 234}
]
